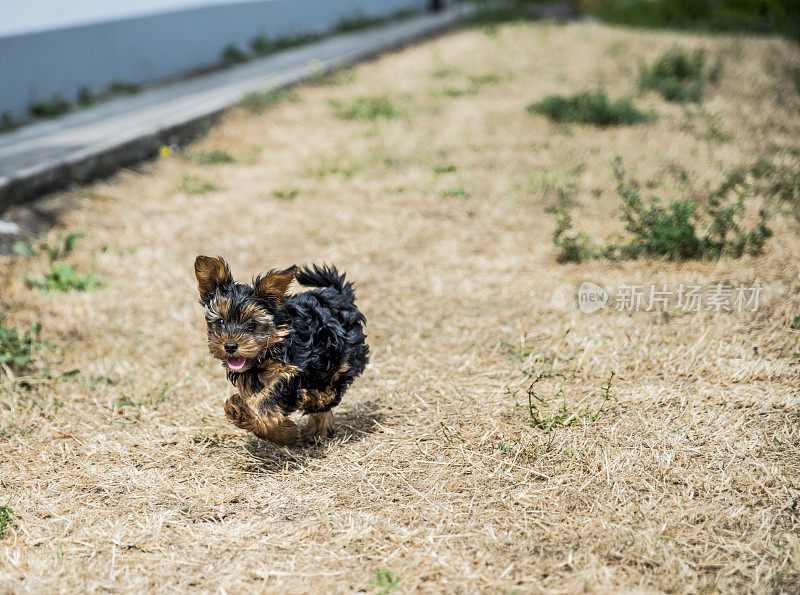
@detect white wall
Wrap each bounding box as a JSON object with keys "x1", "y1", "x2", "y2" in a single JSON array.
[
  {"x1": 0, "y1": 0, "x2": 432, "y2": 118},
  {"x1": 1, "y1": 0, "x2": 260, "y2": 37}
]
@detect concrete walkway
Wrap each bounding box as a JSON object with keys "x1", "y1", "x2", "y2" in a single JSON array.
[{"x1": 0, "y1": 7, "x2": 469, "y2": 211}]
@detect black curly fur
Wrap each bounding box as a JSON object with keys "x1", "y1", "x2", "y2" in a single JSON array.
[
  {"x1": 195, "y1": 258, "x2": 369, "y2": 421},
  {"x1": 264, "y1": 265, "x2": 369, "y2": 414}
]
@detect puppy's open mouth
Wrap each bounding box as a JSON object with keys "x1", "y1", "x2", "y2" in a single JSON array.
[{"x1": 226, "y1": 357, "x2": 246, "y2": 371}]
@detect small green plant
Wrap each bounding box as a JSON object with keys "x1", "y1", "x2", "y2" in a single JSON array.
[
  {"x1": 272, "y1": 188, "x2": 301, "y2": 200},
  {"x1": 40, "y1": 230, "x2": 84, "y2": 262},
  {"x1": 186, "y1": 150, "x2": 236, "y2": 165},
  {"x1": 432, "y1": 67, "x2": 458, "y2": 79},
  {"x1": 178, "y1": 174, "x2": 217, "y2": 195},
  {"x1": 369, "y1": 569, "x2": 401, "y2": 594},
  {"x1": 441, "y1": 188, "x2": 469, "y2": 198},
  {"x1": 724, "y1": 159, "x2": 799, "y2": 210},
  {"x1": 221, "y1": 44, "x2": 248, "y2": 64},
  {"x1": 438, "y1": 72, "x2": 501, "y2": 97},
  {"x1": 512, "y1": 371, "x2": 615, "y2": 432},
  {"x1": 107, "y1": 80, "x2": 140, "y2": 95},
  {"x1": 250, "y1": 34, "x2": 277, "y2": 55},
  {"x1": 433, "y1": 164, "x2": 457, "y2": 174},
  {"x1": 26, "y1": 264, "x2": 103, "y2": 293},
  {"x1": 238, "y1": 88, "x2": 299, "y2": 114},
  {"x1": 335, "y1": 7, "x2": 417, "y2": 33},
  {"x1": 12, "y1": 241, "x2": 36, "y2": 258},
  {"x1": 192, "y1": 431, "x2": 224, "y2": 446},
  {"x1": 469, "y1": 73, "x2": 501, "y2": 86},
  {"x1": 20, "y1": 230, "x2": 103, "y2": 293},
  {"x1": 790, "y1": 315, "x2": 800, "y2": 330},
  {"x1": 306, "y1": 158, "x2": 363, "y2": 179},
  {"x1": 250, "y1": 31, "x2": 322, "y2": 56},
  {"x1": 639, "y1": 47, "x2": 722, "y2": 103},
  {"x1": 309, "y1": 67, "x2": 357, "y2": 87},
  {"x1": 527, "y1": 91, "x2": 654, "y2": 126},
  {"x1": 546, "y1": 183, "x2": 599, "y2": 263},
  {"x1": 330, "y1": 96, "x2": 404, "y2": 121},
  {"x1": 0, "y1": 317, "x2": 41, "y2": 367},
  {"x1": 0, "y1": 507, "x2": 14, "y2": 538},
  {"x1": 335, "y1": 9, "x2": 383, "y2": 32},
  {"x1": 77, "y1": 86, "x2": 96, "y2": 107},
  {"x1": 113, "y1": 395, "x2": 137, "y2": 410},
  {"x1": 29, "y1": 92, "x2": 70, "y2": 118}
]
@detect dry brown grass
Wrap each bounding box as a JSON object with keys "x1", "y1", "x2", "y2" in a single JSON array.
[{"x1": 2, "y1": 20, "x2": 800, "y2": 592}]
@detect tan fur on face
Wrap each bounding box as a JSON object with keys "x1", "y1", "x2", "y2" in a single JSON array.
[
  {"x1": 205, "y1": 296, "x2": 232, "y2": 322},
  {"x1": 207, "y1": 331, "x2": 262, "y2": 361},
  {"x1": 239, "y1": 303, "x2": 274, "y2": 326}
]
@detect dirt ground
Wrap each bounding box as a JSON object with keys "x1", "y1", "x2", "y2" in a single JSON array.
[{"x1": 1, "y1": 19, "x2": 799, "y2": 593}]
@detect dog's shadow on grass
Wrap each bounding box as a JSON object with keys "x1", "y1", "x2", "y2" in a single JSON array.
[{"x1": 240, "y1": 400, "x2": 384, "y2": 473}]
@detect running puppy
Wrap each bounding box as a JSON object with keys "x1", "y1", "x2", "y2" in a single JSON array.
[{"x1": 194, "y1": 256, "x2": 369, "y2": 445}]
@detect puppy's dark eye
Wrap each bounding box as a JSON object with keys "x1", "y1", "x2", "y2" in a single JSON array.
[{"x1": 215, "y1": 319, "x2": 225, "y2": 328}]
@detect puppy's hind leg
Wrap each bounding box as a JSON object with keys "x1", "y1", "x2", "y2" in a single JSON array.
[{"x1": 302, "y1": 410, "x2": 335, "y2": 442}]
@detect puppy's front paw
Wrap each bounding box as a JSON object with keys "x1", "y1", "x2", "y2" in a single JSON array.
[{"x1": 224, "y1": 393, "x2": 253, "y2": 429}]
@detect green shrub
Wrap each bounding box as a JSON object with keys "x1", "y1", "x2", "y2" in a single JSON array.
[
  {"x1": 221, "y1": 44, "x2": 248, "y2": 64},
  {"x1": 77, "y1": 86, "x2": 96, "y2": 107},
  {"x1": 0, "y1": 317, "x2": 41, "y2": 367},
  {"x1": 330, "y1": 96, "x2": 404, "y2": 120},
  {"x1": 639, "y1": 47, "x2": 722, "y2": 102},
  {"x1": 527, "y1": 91, "x2": 655, "y2": 126},
  {"x1": 549, "y1": 158, "x2": 773, "y2": 262},
  {"x1": 250, "y1": 34, "x2": 278, "y2": 56}
]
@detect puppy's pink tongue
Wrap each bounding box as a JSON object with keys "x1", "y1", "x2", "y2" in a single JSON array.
[{"x1": 227, "y1": 357, "x2": 246, "y2": 370}]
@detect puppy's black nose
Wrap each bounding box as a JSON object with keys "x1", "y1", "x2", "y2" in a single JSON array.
[{"x1": 224, "y1": 341, "x2": 238, "y2": 354}]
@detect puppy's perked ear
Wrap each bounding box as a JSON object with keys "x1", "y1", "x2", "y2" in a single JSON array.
[
  {"x1": 253, "y1": 266, "x2": 298, "y2": 305},
  {"x1": 194, "y1": 255, "x2": 233, "y2": 301}
]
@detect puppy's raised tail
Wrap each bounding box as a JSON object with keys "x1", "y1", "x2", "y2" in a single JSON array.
[{"x1": 295, "y1": 264, "x2": 355, "y2": 299}]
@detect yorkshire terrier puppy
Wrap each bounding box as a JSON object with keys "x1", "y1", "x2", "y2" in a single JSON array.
[{"x1": 194, "y1": 256, "x2": 369, "y2": 445}]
